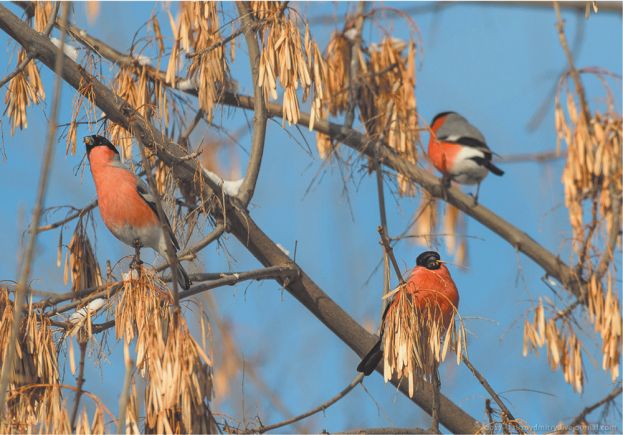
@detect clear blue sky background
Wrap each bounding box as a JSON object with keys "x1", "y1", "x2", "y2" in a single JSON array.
[{"x1": 0, "y1": 2, "x2": 621, "y2": 433}]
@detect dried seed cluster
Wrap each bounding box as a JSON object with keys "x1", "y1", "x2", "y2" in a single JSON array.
[
  {"x1": 253, "y1": 2, "x2": 327, "y2": 129},
  {"x1": 64, "y1": 221, "x2": 103, "y2": 293},
  {"x1": 382, "y1": 284, "x2": 465, "y2": 398},
  {"x1": 549, "y1": 70, "x2": 622, "y2": 389},
  {"x1": 0, "y1": 291, "x2": 64, "y2": 432},
  {"x1": 523, "y1": 298, "x2": 584, "y2": 393},
  {"x1": 115, "y1": 267, "x2": 215, "y2": 433}
]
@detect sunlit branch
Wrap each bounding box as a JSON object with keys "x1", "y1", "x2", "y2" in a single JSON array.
[{"x1": 235, "y1": 2, "x2": 268, "y2": 207}]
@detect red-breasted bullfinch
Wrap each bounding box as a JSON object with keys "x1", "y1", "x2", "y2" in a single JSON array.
[
  {"x1": 428, "y1": 112, "x2": 504, "y2": 203},
  {"x1": 357, "y1": 251, "x2": 459, "y2": 376},
  {"x1": 84, "y1": 135, "x2": 191, "y2": 290}
]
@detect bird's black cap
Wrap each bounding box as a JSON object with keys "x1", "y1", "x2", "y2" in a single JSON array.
[
  {"x1": 84, "y1": 135, "x2": 119, "y2": 155},
  {"x1": 416, "y1": 251, "x2": 442, "y2": 270}
]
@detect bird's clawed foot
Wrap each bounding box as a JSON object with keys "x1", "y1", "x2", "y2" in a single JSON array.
[
  {"x1": 130, "y1": 239, "x2": 143, "y2": 269},
  {"x1": 469, "y1": 182, "x2": 482, "y2": 206}
]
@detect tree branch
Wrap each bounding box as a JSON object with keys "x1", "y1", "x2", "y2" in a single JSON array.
[
  {"x1": 565, "y1": 385, "x2": 622, "y2": 430},
  {"x1": 235, "y1": 2, "x2": 268, "y2": 207},
  {"x1": 249, "y1": 373, "x2": 364, "y2": 433},
  {"x1": 462, "y1": 355, "x2": 524, "y2": 434}
]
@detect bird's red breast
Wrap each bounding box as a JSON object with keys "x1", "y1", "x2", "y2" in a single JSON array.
[
  {"x1": 87, "y1": 147, "x2": 160, "y2": 233},
  {"x1": 428, "y1": 114, "x2": 460, "y2": 176},
  {"x1": 389, "y1": 263, "x2": 459, "y2": 329}
]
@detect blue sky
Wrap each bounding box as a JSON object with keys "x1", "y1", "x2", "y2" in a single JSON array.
[{"x1": 0, "y1": 2, "x2": 621, "y2": 433}]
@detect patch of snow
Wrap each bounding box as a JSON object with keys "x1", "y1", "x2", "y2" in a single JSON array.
[
  {"x1": 50, "y1": 37, "x2": 79, "y2": 62},
  {"x1": 136, "y1": 54, "x2": 151, "y2": 66},
  {"x1": 69, "y1": 298, "x2": 106, "y2": 324},
  {"x1": 122, "y1": 269, "x2": 140, "y2": 282},
  {"x1": 176, "y1": 78, "x2": 197, "y2": 91},
  {"x1": 202, "y1": 167, "x2": 244, "y2": 197},
  {"x1": 343, "y1": 28, "x2": 359, "y2": 41}
]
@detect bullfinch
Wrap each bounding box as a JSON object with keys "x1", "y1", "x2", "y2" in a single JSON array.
[
  {"x1": 428, "y1": 111, "x2": 504, "y2": 204},
  {"x1": 357, "y1": 251, "x2": 459, "y2": 376},
  {"x1": 84, "y1": 135, "x2": 191, "y2": 290}
]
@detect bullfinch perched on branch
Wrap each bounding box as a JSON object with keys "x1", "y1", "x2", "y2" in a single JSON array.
[
  {"x1": 357, "y1": 251, "x2": 459, "y2": 376},
  {"x1": 428, "y1": 112, "x2": 504, "y2": 204},
  {"x1": 84, "y1": 135, "x2": 191, "y2": 290}
]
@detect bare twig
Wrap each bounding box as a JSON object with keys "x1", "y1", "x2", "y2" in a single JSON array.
[
  {"x1": 462, "y1": 355, "x2": 525, "y2": 434},
  {"x1": 0, "y1": 2, "x2": 70, "y2": 417},
  {"x1": 376, "y1": 167, "x2": 391, "y2": 319},
  {"x1": 235, "y1": 1, "x2": 268, "y2": 207},
  {"x1": 177, "y1": 265, "x2": 299, "y2": 299},
  {"x1": 565, "y1": 385, "x2": 622, "y2": 430},
  {"x1": 70, "y1": 338, "x2": 88, "y2": 430},
  {"x1": 37, "y1": 200, "x2": 97, "y2": 232},
  {"x1": 430, "y1": 363, "x2": 440, "y2": 433},
  {"x1": 250, "y1": 373, "x2": 365, "y2": 433},
  {"x1": 377, "y1": 226, "x2": 405, "y2": 284}
]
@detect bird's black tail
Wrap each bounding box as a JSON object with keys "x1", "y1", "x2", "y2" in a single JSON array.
[
  {"x1": 357, "y1": 339, "x2": 383, "y2": 376},
  {"x1": 175, "y1": 262, "x2": 192, "y2": 290},
  {"x1": 483, "y1": 159, "x2": 504, "y2": 176}
]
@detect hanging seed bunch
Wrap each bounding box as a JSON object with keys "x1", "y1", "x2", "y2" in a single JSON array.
[
  {"x1": 382, "y1": 283, "x2": 465, "y2": 398},
  {"x1": 556, "y1": 72, "x2": 622, "y2": 260},
  {"x1": 314, "y1": 29, "x2": 352, "y2": 159},
  {"x1": 253, "y1": 3, "x2": 327, "y2": 128},
  {"x1": 0, "y1": 291, "x2": 67, "y2": 432},
  {"x1": 108, "y1": 64, "x2": 151, "y2": 160},
  {"x1": 64, "y1": 220, "x2": 103, "y2": 293},
  {"x1": 4, "y1": 49, "x2": 45, "y2": 135},
  {"x1": 4, "y1": 1, "x2": 54, "y2": 135},
  {"x1": 551, "y1": 70, "x2": 622, "y2": 388},
  {"x1": 587, "y1": 273, "x2": 621, "y2": 383},
  {"x1": 358, "y1": 37, "x2": 419, "y2": 196},
  {"x1": 523, "y1": 298, "x2": 585, "y2": 393},
  {"x1": 115, "y1": 267, "x2": 215, "y2": 433},
  {"x1": 168, "y1": 2, "x2": 230, "y2": 123},
  {"x1": 33, "y1": 1, "x2": 54, "y2": 32}
]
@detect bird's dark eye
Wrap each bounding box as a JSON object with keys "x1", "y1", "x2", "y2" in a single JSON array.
[
  {"x1": 416, "y1": 251, "x2": 441, "y2": 269},
  {"x1": 426, "y1": 259, "x2": 440, "y2": 270}
]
